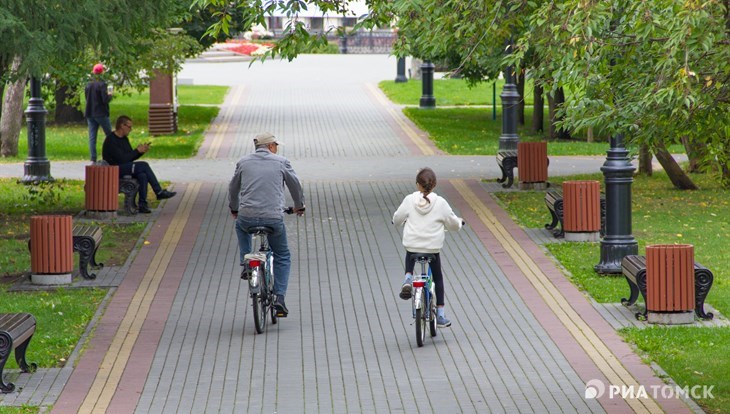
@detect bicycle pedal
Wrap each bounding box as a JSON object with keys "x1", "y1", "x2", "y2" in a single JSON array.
[{"x1": 275, "y1": 311, "x2": 288, "y2": 318}]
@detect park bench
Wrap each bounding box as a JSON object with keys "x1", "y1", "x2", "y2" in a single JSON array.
[
  {"x1": 27, "y1": 224, "x2": 104, "y2": 280},
  {"x1": 621, "y1": 255, "x2": 714, "y2": 321},
  {"x1": 72, "y1": 224, "x2": 104, "y2": 280},
  {"x1": 496, "y1": 150, "x2": 518, "y2": 189},
  {"x1": 0, "y1": 313, "x2": 38, "y2": 393},
  {"x1": 544, "y1": 188, "x2": 606, "y2": 238}
]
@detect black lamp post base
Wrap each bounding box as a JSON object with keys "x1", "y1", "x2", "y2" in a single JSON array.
[
  {"x1": 21, "y1": 161, "x2": 53, "y2": 184},
  {"x1": 594, "y1": 239, "x2": 638, "y2": 274},
  {"x1": 419, "y1": 97, "x2": 436, "y2": 108}
]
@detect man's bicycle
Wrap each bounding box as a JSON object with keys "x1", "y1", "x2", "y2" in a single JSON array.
[
  {"x1": 242, "y1": 207, "x2": 301, "y2": 334},
  {"x1": 243, "y1": 226, "x2": 278, "y2": 334},
  {"x1": 411, "y1": 254, "x2": 437, "y2": 347}
]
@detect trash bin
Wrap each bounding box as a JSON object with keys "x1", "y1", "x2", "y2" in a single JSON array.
[
  {"x1": 563, "y1": 180, "x2": 601, "y2": 242},
  {"x1": 517, "y1": 142, "x2": 548, "y2": 190},
  {"x1": 85, "y1": 165, "x2": 119, "y2": 218},
  {"x1": 646, "y1": 244, "x2": 695, "y2": 324},
  {"x1": 30, "y1": 215, "x2": 73, "y2": 285}
]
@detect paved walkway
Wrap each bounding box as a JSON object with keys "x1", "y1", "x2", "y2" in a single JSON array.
[{"x1": 0, "y1": 55, "x2": 704, "y2": 413}]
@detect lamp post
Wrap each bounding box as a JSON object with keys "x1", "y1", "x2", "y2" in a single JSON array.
[
  {"x1": 21, "y1": 77, "x2": 53, "y2": 184},
  {"x1": 498, "y1": 63, "x2": 520, "y2": 152},
  {"x1": 594, "y1": 133, "x2": 638, "y2": 274},
  {"x1": 395, "y1": 57, "x2": 408, "y2": 83},
  {"x1": 419, "y1": 61, "x2": 435, "y2": 108}
]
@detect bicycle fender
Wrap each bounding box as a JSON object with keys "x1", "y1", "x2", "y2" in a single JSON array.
[{"x1": 414, "y1": 288, "x2": 423, "y2": 309}]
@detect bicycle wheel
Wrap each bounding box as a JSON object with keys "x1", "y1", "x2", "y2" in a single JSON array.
[
  {"x1": 251, "y1": 268, "x2": 266, "y2": 334},
  {"x1": 429, "y1": 296, "x2": 437, "y2": 337},
  {"x1": 415, "y1": 293, "x2": 426, "y2": 347}
]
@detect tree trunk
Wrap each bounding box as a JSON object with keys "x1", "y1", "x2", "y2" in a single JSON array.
[
  {"x1": 54, "y1": 82, "x2": 85, "y2": 124},
  {"x1": 554, "y1": 87, "x2": 570, "y2": 139},
  {"x1": 548, "y1": 93, "x2": 557, "y2": 139},
  {"x1": 586, "y1": 127, "x2": 594, "y2": 143},
  {"x1": 0, "y1": 57, "x2": 26, "y2": 158},
  {"x1": 681, "y1": 135, "x2": 709, "y2": 173},
  {"x1": 532, "y1": 84, "x2": 544, "y2": 134},
  {"x1": 516, "y1": 71, "x2": 525, "y2": 126},
  {"x1": 638, "y1": 144, "x2": 653, "y2": 176},
  {"x1": 654, "y1": 141, "x2": 698, "y2": 190}
]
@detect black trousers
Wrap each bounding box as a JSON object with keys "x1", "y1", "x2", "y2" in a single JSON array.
[
  {"x1": 118, "y1": 161, "x2": 162, "y2": 207},
  {"x1": 405, "y1": 251, "x2": 445, "y2": 306}
]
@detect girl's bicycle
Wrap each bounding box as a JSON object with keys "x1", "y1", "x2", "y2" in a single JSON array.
[{"x1": 411, "y1": 253, "x2": 437, "y2": 347}]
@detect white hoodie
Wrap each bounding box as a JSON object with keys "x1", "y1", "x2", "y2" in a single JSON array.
[{"x1": 393, "y1": 191, "x2": 463, "y2": 253}]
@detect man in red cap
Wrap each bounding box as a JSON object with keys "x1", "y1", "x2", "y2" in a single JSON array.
[{"x1": 85, "y1": 63, "x2": 113, "y2": 163}]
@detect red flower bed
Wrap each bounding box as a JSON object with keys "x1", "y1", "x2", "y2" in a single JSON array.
[{"x1": 229, "y1": 44, "x2": 260, "y2": 56}]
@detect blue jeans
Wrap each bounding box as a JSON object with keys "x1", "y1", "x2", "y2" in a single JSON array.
[
  {"x1": 235, "y1": 216, "x2": 291, "y2": 297},
  {"x1": 87, "y1": 117, "x2": 112, "y2": 162},
  {"x1": 117, "y1": 161, "x2": 162, "y2": 207}
]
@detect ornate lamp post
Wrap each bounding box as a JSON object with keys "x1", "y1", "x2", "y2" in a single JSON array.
[
  {"x1": 498, "y1": 63, "x2": 520, "y2": 152},
  {"x1": 594, "y1": 133, "x2": 638, "y2": 274},
  {"x1": 395, "y1": 57, "x2": 408, "y2": 83},
  {"x1": 419, "y1": 61, "x2": 435, "y2": 108},
  {"x1": 21, "y1": 77, "x2": 53, "y2": 184}
]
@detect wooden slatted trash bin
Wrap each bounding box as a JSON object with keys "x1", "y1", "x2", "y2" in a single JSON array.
[
  {"x1": 85, "y1": 165, "x2": 119, "y2": 219},
  {"x1": 517, "y1": 142, "x2": 548, "y2": 190},
  {"x1": 563, "y1": 180, "x2": 601, "y2": 242},
  {"x1": 646, "y1": 244, "x2": 695, "y2": 324},
  {"x1": 30, "y1": 215, "x2": 73, "y2": 285}
]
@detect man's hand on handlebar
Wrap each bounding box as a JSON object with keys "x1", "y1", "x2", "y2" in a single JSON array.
[{"x1": 284, "y1": 206, "x2": 306, "y2": 216}]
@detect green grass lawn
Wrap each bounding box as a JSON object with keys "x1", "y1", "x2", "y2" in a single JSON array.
[
  {"x1": 403, "y1": 106, "x2": 613, "y2": 156},
  {"x1": 493, "y1": 171, "x2": 730, "y2": 413},
  {"x1": 2, "y1": 85, "x2": 227, "y2": 163},
  {"x1": 380, "y1": 78, "x2": 535, "y2": 106}
]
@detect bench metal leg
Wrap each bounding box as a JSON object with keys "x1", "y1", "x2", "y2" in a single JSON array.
[
  {"x1": 73, "y1": 236, "x2": 98, "y2": 280},
  {"x1": 621, "y1": 276, "x2": 641, "y2": 308},
  {"x1": 120, "y1": 180, "x2": 139, "y2": 215},
  {"x1": 14, "y1": 336, "x2": 37, "y2": 374},
  {"x1": 695, "y1": 268, "x2": 714, "y2": 320},
  {"x1": 0, "y1": 332, "x2": 15, "y2": 393},
  {"x1": 545, "y1": 208, "x2": 559, "y2": 231},
  {"x1": 500, "y1": 157, "x2": 517, "y2": 189}
]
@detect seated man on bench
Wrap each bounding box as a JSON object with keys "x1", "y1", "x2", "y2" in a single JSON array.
[{"x1": 102, "y1": 115, "x2": 176, "y2": 213}]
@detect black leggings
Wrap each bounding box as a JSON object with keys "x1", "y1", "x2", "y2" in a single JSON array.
[{"x1": 405, "y1": 252, "x2": 444, "y2": 306}]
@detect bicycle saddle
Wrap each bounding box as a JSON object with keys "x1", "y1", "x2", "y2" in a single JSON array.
[
  {"x1": 412, "y1": 253, "x2": 436, "y2": 263},
  {"x1": 246, "y1": 226, "x2": 274, "y2": 235}
]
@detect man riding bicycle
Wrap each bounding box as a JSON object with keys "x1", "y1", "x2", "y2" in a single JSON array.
[{"x1": 228, "y1": 132, "x2": 305, "y2": 317}]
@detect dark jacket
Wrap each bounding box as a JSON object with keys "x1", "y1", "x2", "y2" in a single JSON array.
[
  {"x1": 85, "y1": 79, "x2": 111, "y2": 118},
  {"x1": 102, "y1": 132, "x2": 142, "y2": 172}
]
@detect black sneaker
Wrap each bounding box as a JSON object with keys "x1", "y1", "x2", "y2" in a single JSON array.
[
  {"x1": 273, "y1": 295, "x2": 289, "y2": 317},
  {"x1": 399, "y1": 282, "x2": 413, "y2": 300},
  {"x1": 138, "y1": 205, "x2": 152, "y2": 214},
  {"x1": 157, "y1": 189, "x2": 177, "y2": 200}
]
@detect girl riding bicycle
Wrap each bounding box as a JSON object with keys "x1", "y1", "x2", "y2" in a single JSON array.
[{"x1": 392, "y1": 167, "x2": 463, "y2": 327}]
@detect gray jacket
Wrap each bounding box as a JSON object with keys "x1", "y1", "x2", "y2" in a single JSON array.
[{"x1": 228, "y1": 148, "x2": 305, "y2": 219}]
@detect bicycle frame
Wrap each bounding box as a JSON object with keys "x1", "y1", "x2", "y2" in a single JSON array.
[
  {"x1": 243, "y1": 228, "x2": 277, "y2": 334},
  {"x1": 411, "y1": 254, "x2": 437, "y2": 347},
  {"x1": 412, "y1": 260, "x2": 433, "y2": 317}
]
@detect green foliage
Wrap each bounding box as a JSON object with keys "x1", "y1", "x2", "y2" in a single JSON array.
[{"x1": 21, "y1": 180, "x2": 65, "y2": 207}]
